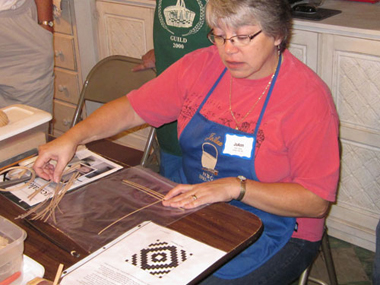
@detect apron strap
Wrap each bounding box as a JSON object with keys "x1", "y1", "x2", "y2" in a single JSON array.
[
  {"x1": 198, "y1": 68, "x2": 228, "y2": 110},
  {"x1": 253, "y1": 53, "x2": 282, "y2": 139}
]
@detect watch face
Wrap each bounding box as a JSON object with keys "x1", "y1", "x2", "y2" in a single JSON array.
[
  {"x1": 238, "y1": 175, "x2": 246, "y2": 181},
  {"x1": 48, "y1": 21, "x2": 54, "y2": 27}
]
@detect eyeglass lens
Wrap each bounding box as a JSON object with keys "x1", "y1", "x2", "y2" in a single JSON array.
[{"x1": 208, "y1": 30, "x2": 262, "y2": 47}]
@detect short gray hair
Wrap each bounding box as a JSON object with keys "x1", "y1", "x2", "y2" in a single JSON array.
[{"x1": 206, "y1": 0, "x2": 293, "y2": 52}]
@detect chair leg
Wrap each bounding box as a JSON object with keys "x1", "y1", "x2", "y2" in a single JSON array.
[
  {"x1": 321, "y1": 231, "x2": 338, "y2": 285},
  {"x1": 298, "y1": 228, "x2": 338, "y2": 285},
  {"x1": 298, "y1": 265, "x2": 311, "y2": 285},
  {"x1": 308, "y1": 277, "x2": 328, "y2": 285},
  {"x1": 141, "y1": 128, "x2": 156, "y2": 167},
  {"x1": 298, "y1": 263, "x2": 331, "y2": 285}
]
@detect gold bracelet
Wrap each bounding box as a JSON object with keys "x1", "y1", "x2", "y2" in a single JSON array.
[{"x1": 38, "y1": 20, "x2": 54, "y2": 28}]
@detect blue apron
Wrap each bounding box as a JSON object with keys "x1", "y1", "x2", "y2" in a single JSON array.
[{"x1": 178, "y1": 54, "x2": 296, "y2": 279}]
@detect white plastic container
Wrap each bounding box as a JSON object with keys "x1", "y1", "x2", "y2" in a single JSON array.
[
  {"x1": 0, "y1": 104, "x2": 52, "y2": 163},
  {"x1": 0, "y1": 216, "x2": 27, "y2": 284}
]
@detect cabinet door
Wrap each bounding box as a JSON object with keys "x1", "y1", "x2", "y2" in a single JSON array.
[
  {"x1": 289, "y1": 29, "x2": 319, "y2": 72},
  {"x1": 54, "y1": 34, "x2": 77, "y2": 71},
  {"x1": 52, "y1": 100, "x2": 76, "y2": 134},
  {"x1": 321, "y1": 35, "x2": 380, "y2": 148},
  {"x1": 96, "y1": 1, "x2": 154, "y2": 59},
  {"x1": 321, "y1": 34, "x2": 380, "y2": 251},
  {"x1": 54, "y1": 68, "x2": 81, "y2": 104}
]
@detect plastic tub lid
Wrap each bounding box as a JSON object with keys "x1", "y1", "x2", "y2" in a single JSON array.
[{"x1": 0, "y1": 104, "x2": 52, "y2": 141}]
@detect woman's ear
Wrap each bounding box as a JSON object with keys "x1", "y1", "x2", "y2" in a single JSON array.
[{"x1": 274, "y1": 37, "x2": 282, "y2": 47}]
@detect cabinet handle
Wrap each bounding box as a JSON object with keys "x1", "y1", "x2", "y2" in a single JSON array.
[
  {"x1": 55, "y1": 50, "x2": 63, "y2": 57},
  {"x1": 63, "y1": 119, "x2": 72, "y2": 126},
  {"x1": 58, "y1": 85, "x2": 67, "y2": 92}
]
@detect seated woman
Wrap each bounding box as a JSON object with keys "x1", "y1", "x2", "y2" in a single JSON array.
[{"x1": 33, "y1": 0, "x2": 340, "y2": 284}]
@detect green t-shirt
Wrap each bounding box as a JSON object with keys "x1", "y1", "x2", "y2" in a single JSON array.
[{"x1": 154, "y1": 0, "x2": 211, "y2": 156}]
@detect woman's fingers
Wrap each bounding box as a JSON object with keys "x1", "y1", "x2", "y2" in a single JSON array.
[
  {"x1": 162, "y1": 177, "x2": 237, "y2": 209},
  {"x1": 163, "y1": 184, "x2": 194, "y2": 200}
]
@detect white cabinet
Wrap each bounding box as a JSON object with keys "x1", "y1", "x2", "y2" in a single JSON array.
[
  {"x1": 52, "y1": 0, "x2": 83, "y2": 136},
  {"x1": 289, "y1": 0, "x2": 380, "y2": 251},
  {"x1": 96, "y1": 0, "x2": 156, "y2": 151},
  {"x1": 289, "y1": 29, "x2": 319, "y2": 72},
  {"x1": 322, "y1": 34, "x2": 380, "y2": 251},
  {"x1": 52, "y1": 0, "x2": 97, "y2": 136},
  {"x1": 96, "y1": 0, "x2": 154, "y2": 59}
]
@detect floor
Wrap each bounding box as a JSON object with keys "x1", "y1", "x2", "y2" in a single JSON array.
[{"x1": 295, "y1": 236, "x2": 375, "y2": 285}]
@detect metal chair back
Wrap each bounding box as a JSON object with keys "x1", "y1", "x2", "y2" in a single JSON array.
[{"x1": 71, "y1": 55, "x2": 156, "y2": 127}]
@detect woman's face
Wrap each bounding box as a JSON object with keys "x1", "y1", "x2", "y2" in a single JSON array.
[{"x1": 213, "y1": 23, "x2": 281, "y2": 80}]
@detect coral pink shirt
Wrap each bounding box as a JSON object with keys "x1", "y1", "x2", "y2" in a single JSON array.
[{"x1": 129, "y1": 47, "x2": 340, "y2": 242}]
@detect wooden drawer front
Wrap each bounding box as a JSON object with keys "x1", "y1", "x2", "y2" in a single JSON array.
[
  {"x1": 54, "y1": 0, "x2": 73, "y2": 35},
  {"x1": 53, "y1": 100, "x2": 76, "y2": 132},
  {"x1": 54, "y1": 69, "x2": 80, "y2": 104},
  {"x1": 54, "y1": 34, "x2": 76, "y2": 70}
]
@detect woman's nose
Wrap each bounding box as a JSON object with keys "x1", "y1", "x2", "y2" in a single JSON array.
[{"x1": 223, "y1": 40, "x2": 239, "y2": 54}]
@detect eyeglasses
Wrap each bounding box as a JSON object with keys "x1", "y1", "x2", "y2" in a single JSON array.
[{"x1": 207, "y1": 29, "x2": 263, "y2": 47}]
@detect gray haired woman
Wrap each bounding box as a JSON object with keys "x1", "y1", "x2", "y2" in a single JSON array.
[{"x1": 34, "y1": 0, "x2": 340, "y2": 284}]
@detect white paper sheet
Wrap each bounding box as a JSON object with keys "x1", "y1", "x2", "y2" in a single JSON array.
[{"x1": 61, "y1": 221, "x2": 226, "y2": 285}]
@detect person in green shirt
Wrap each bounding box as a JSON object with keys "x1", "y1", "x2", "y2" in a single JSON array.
[{"x1": 133, "y1": 0, "x2": 211, "y2": 182}]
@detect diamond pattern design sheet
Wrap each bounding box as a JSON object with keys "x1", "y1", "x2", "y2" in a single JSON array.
[{"x1": 61, "y1": 221, "x2": 226, "y2": 285}]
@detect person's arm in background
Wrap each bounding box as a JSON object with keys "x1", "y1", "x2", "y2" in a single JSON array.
[
  {"x1": 35, "y1": 0, "x2": 54, "y2": 33},
  {"x1": 132, "y1": 49, "x2": 156, "y2": 72}
]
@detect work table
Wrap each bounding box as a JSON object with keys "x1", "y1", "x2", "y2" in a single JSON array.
[{"x1": 0, "y1": 140, "x2": 262, "y2": 283}]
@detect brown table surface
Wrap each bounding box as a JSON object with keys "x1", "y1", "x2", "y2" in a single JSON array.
[{"x1": 0, "y1": 139, "x2": 263, "y2": 284}]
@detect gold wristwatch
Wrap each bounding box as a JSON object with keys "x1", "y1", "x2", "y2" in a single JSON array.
[{"x1": 236, "y1": 175, "x2": 247, "y2": 201}]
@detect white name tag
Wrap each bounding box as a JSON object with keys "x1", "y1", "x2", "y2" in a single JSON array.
[{"x1": 222, "y1": 133, "x2": 254, "y2": 159}]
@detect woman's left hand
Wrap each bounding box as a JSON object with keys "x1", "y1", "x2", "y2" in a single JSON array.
[{"x1": 162, "y1": 177, "x2": 239, "y2": 209}]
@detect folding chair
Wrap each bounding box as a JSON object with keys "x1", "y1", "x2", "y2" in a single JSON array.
[
  {"x1": 140, "y1": 127, "x2": 160, "y2": 171},
  {"x1": 71, "y1": 55, "x2": 159, "y2": 168},
  {"x1": 71, "y1": 55, "x2": 156, "y2": 127},
  {"x1": 299, "y1": 138, "x2": 341, "y2": 284},
  {"x1": 298, "y1": 227, "x2": 338, "y2": 285}
]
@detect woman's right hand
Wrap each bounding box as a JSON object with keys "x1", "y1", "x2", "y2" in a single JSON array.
[{"x1": 33, "y1": 136, "x2": 78, "y2": 183}]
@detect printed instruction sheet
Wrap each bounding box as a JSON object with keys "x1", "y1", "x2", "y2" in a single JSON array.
[{"x1": 61, "y1": 221, "x2": 226, "y2": 285}]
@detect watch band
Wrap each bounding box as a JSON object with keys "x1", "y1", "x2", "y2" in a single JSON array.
[
  {"x1": 38, "y1": 20, "x2": 54, "y2": 28},
  {"x1": 236, "y1": 175, "x2": 247, "y2": 201}
]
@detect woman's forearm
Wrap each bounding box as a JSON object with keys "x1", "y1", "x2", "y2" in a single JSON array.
[
  {"x1": 241, "y1": 179, "x2": 330, "y2": 218},
  {"x1": 164, "y1": 177, "x2": 330, "y2": 218}
]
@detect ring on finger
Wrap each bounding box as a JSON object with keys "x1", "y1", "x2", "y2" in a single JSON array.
[{"x1": 192, "y1": 194, "x2": 197, "y2": 201}]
